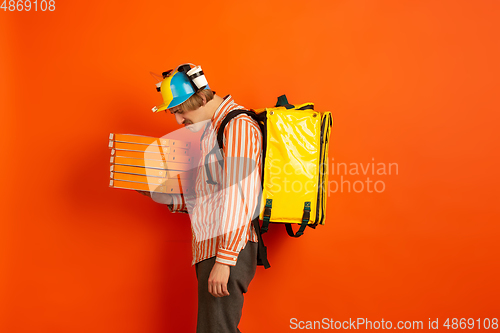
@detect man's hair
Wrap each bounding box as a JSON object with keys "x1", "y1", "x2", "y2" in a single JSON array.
[{"x1": 179, "y1": 89, "x2": 215, "y2": 112}]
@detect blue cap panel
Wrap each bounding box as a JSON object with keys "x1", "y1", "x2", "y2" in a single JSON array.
[{"x1": 166, "y1": 72, "x2": 196, "y2": 108}]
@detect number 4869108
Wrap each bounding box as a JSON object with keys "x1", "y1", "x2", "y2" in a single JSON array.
[{"x1": 1, "y1": 0, "x2": 56, "y2": 11}]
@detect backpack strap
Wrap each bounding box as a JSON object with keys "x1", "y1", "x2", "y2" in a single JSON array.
[
  {"x1": 252, "y1": 213, "x2": 271, "y2": 269},
  {"x1": 204, "y1": 109, "x2": 267, "y2": 185},
  {"x1": 204, "y1": 109, "x2": 270, "y2": 269},
  {"x1": 285, "y1": 201, "x2": 311, "y2": 237},
  {"x1": 204, "y1": 145, "x2": 223, "y2": 185},
  {"x1": 261, "y1": 199, "x2": 272, "y2": 234}
]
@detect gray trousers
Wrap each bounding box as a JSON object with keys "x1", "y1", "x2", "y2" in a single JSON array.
[{"x1": 195, "y1": 241, "x2": 258, "y2": 333}]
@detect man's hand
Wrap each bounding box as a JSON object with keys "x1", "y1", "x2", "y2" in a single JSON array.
[
  {"x1": 137, "y1": 190, "x2": 173, "y2": 205},
  {"x1": 150, "y1": 192, "x2": 173, "y2": 204},
  {"x1": 136, "y1": 190, "x2": 151, "y2": 197},
  {"x1": 208, "y1": 262, "x2": 230, "y2": 297}
]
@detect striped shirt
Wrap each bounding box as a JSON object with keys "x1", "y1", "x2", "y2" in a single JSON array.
[{"x1": 169, "y1": 95, "x2": 261, "y2": 266}]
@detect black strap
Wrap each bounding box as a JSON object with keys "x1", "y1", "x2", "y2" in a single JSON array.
[
  {"x1": 252, "y1": 216, "x2": 270, "y2": 269},
  {"x1": 204, "y1": 145, "x2": 224, "y2": 185},
  {"x1": 285, "y1": 223, "x2": 308, "y2": 238},
  {"x1": 216, "y1": 109, "x2": 265, "y2": 153},
  {"x1": 285, "y1": 202, "x2": 311, "y2": 238},
  {"x1": 205, "y1": 109, "x2": 266, "y2": 186},
  {"x1": 261, "y1": 199, "x2": 272, "y2": 234}
]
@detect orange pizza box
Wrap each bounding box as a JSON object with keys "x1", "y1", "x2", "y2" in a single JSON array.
[
  {"x1": 109, "y1": 140, "x2": 171, "y2": 153},
  {"x1": 110, "y1": 164, "x2": 170, "y2": 177},
  {"x1": 109, "y1": 133, "x2": 191, "y2": 149},
  {"x1": 110, "y1": 148, "x2": 193, "y2": 164},
  {"x1": 110, "y1": 171, "x2": 190, "y2": 185},
  {"x1": 108, "y1": 140, "x2": 190, "y2": 156},
  {"x1": 109, "y1": 178, "x2": 192, "y2": 194},
  {"x1": 109, "y1": 141, "x2": 190, "y2": 156},
  {"x1": 110, "y1": 156, "x2": 191, "y2": 171}
]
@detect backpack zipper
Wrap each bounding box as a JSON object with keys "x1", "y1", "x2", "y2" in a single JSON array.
[
  {"x1": 319, "y1": 114, "x2": 332, "y2": 224},
  {"x1": 315, "y1": 113, "x2": 327, "y2": 224}
]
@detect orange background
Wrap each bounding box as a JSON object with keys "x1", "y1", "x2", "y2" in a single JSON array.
[{"x1": 1, "y1": 0, "x2": 499, "y2": 332}]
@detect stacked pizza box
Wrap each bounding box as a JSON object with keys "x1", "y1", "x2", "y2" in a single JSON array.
[{"x1": 109, "y1": 133, "x2": 194, "y2": 194}]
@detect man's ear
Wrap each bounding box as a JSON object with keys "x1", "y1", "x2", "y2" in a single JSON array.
[{"x1": 197, "y1": 92, "x2": 207, "y2": 106}]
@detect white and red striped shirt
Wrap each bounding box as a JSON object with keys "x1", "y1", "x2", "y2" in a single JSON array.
[{"x1": 169, "y1": 95, "x2": 261, "y2": 266}]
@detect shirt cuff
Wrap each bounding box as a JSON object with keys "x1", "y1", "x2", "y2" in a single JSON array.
[
  {"x1": 168, "y1": 194, "x2": 187, "y2": 213},
  {"x1": 215, "y1": 248, "x2": 240, "y2": 266}
]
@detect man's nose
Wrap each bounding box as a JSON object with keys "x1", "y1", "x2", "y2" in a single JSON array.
[{"x1": 174, "y1": 113, "x2": 184, "y2": 125}]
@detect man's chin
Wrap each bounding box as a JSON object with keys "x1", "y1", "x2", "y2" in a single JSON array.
[{"x1": 185, "y1": 123, "x2": 202, "y2": 132}]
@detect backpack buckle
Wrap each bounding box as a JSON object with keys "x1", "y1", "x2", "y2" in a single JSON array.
[{"x1": 302, "y1": 202, "x2": 311, "y2": 223}]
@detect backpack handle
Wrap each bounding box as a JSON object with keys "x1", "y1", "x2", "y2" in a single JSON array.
[{"x1": 275, "y1": 94, "x2": 295, "y2": 109}]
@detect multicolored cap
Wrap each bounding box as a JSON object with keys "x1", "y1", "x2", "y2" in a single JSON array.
[{"x1": 152, "y1": 64, "x2": 210, "y2": 113}]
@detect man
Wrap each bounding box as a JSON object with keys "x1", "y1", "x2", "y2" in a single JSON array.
[{"x1": 141, "y1": 63, "x2": 262, "y2": 333}]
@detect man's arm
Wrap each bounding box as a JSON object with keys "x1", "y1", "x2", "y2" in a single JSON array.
[
  {"x1": 166, "y1": 193, "x2": 188, "y2": 212},
  {"x1": 208, "y1": 115, "x2": 262, "y2": 297},
  {"x1": 216, "y1": 115, "x2": 262, "y2": 265},
  {"x1": 137, "y1": 191, "x2": 188, "y2": 213}
]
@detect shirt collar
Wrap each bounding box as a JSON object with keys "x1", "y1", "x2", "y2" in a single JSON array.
[{"x1": 211, "y1": 95, "x2": 234, "y2": 130}]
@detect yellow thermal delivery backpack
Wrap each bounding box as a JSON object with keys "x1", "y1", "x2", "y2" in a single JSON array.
[
  {"x1": 258, "y1": 96, "x2": 333, "y2": 238},
  {"x1": 206, "y1": 95, "x2": 333, "y2": 239}
]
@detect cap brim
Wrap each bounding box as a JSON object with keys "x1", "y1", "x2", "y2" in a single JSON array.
[
  {"x1": 153, "y1": 85, "x2": 211, "y2": 113},
  {"x1": 153, "y1": 103, "x2": 169, "y2": 113},
  {"x1": 153, "y1": 95, "x2": 191, "y2": 113}
]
